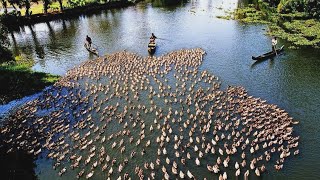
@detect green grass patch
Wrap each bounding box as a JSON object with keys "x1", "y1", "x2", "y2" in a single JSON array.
[{"x1": 0, "y1": 58, "x2": 60, "y2": 104}]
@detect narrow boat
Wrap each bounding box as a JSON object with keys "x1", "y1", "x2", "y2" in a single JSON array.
[
  {"x1": 252, "y1": 45, "x2": 284, "y2": 60},
  {"x1": 84, "y1": 43, "x2": 99, "y2": 56},
  {"x1": 148, "y1": 42, "x2": 156, "y2": 54}
]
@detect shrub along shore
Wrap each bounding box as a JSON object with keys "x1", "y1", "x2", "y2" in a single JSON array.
[
  {"x1": 220, "y1": 0, "x2": 320, "y2": 49},
  {"x1": 0, "y1": 58, "x2": 60, "y2": 105}
]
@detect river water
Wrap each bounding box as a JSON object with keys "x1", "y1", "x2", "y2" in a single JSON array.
[{"x1": 2, "y1": 0, "x2": 320, "y2": 179}]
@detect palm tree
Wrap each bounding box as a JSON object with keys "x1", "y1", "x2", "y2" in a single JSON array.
[
  {"x1": 0, "y1": 22, "x2": 12, "y2": 62},
  {"x1": 57, "y1": 0, "x2": 63, "y2": 12},
  {"x1": 24, "y1": 0, "x2": 31, "y2": 16},
  {"x1": 8, "y1": 0, "x2": 19, "y2": 11},
  {"x1": 0, "y1": 0, "x2": 8, "y2": 14},
  {"x1": 9, "y1": 0, "x2": 31, "y2": 16},
  {"x1": 43, "y1": 0, "x2": 50, "y2": 14}
]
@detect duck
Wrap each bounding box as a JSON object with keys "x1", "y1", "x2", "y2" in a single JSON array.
[
  {"x1": 196, "y1": 158, "x2": 200, "y2": 166},
  {"x1": 187, "y1": 170, "x2": 194, "y2": 179}
]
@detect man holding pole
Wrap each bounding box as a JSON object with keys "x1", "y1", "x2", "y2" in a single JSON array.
[
  {"x1": 86, "y1": 35, "x2": 92, "y2": 49},
  {"x1": 272, "y1": 36, "x2": 278, "y2": 55}
]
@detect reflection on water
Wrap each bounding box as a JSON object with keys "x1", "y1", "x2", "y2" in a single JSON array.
[
  {"x1": 147, "y1": 0, "x2": 187, "y2": 6},
  {"x1": 0, "y1": 150, "x2": 38, "y2": 180},
  {"x1": 3, "y1": 0, "x2": 320, "y2": 179}
]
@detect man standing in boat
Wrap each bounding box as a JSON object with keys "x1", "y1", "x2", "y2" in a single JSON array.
[
  {"x1": 272, "y1": 36, "x2": 278, "y2": 53},
  {"x1": 86, "y1": 35, "x2": 92, "y2": 49},
  {"x1": 150, "y1": 33, "x2": 157, "y2": 43}
]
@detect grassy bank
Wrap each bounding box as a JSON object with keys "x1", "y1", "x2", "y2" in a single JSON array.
[
  {"x1": 0, "y1": 0, "x2": 136, "y2": 28},
  {"x1": 218, "y1": 4, "x2": 320, "y2": 49},
  {"x1": 0, "y1": 56, "x2": 59, "y2": 105}
]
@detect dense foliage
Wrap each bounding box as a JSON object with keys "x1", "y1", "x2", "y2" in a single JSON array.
[
  {"x1": 277, "y1": 0, "x2": 305, "y2": 13},
  {"x1": 234, "y1": 0, "x2": 320, "y2": 48},
  {"x1": 0, "y1": 63, "x2": 60, "y2": 104},
  {"x1": 305, "y1": 0, "x2": 320, "y2": 19},
  {"x1": 0, "y1": 22, "x2": 12, "y2": 62},
  {"x1": 249, "y1": 0, "x2": 320, "y2": 19}
]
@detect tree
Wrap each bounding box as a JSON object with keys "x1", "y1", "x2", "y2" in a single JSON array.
[
  {"x1": 0, "y1": 0, "x2": 8, "y2": 14},
  {"x1": 57, "y1": 0, "x2": 63, "y2": 12},
  {"x1": 43, "y1": 0, "x2": 51, "y2": 14},
  {"x1": 0, "y1": 23, "x2": 9, "y2": 48},
  {"x1": 0, "y1": 22, "x2": 13, "y2": 62},
  {"x1": 8, "y1": 0, "x2": 32, "y2": 16},
  {"x1": 277, "y1": 0, "x2": 305, "y2": 13},
  {"x1": 52, "y1": 0, "x2": 64, "y2": 12},
  {"x1": 305, "y1": 0, "x2": 320, "y2": 19},
  {"x1": 24, "y1": 0, "x2": 31, "y2": 16},
  {"x1": 13, "y1": 0, "x2": 38, "y2": 16},
  {"x1": 7, "y1": 0, "x2": 19, "y2": 11}
]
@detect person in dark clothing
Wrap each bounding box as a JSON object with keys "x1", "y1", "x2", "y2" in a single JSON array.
[
  {"x1": 150, "y1": 33, "x2": 157, "y2": 43},
  {"x1": 86, "y1": 35, "x2": 92, "y2": 48}
]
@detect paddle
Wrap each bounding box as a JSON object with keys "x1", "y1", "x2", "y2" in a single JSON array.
[
  {"x1": 156, "y1": 37, "x2": 169, "y2": 41},
  {"x1": 92, "y1": 43, "x2": 99, "y2": 49}
]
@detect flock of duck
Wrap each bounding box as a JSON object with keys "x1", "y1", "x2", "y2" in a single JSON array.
[{"x1": 0, "y1": 48, "x2": 300, "y2": 179}]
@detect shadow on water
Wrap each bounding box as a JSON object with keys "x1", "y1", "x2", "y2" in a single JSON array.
[
  {"x1": 28, "y1": 25, "x2": 45, "y2": 60},
  {"x1": 0, "y1": 136, "x2": 37, "y2": 180},
  {"x1": 0, "y1": 150, "x2": 37, "y2": 180},
  {"x1": 250, "y1": 57, "x2": 275, "y2": 69},
  {"x1": 46, "y1": 22, "x2": 56, "y2": 42},
  {"x1": 147, "y1": 0, "x2": 188, "y2": 7},
  {"x1": 0, "y1": 66, "x2": 58, "y2": 104},
  {"x1": 10, "y1": 32, "x2": 20, "y2": 56},
  {"x1": 250, "y1": 48, "x2": 285, "y2": 69}
]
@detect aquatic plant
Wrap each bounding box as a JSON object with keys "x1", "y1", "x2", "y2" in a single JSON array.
[
  {"x1": 268, "y1": 20, "x2": 320, "y2": 48},
  {"x1": 305, "y1": 0, "x2": 320, "y2": 19},
  {"x1": 234, "y1": 6, "x2": 270, "y2": 24},
  {"x1": 234, "y1": 1, "x2": 320, "y2": 48}
]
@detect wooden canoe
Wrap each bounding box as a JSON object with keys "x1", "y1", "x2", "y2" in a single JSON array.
[
  {"x1": 84, "y1": 43, "x2": 99, "y2": 56},
  {"x1": 148, "y1": 42, "x2": 156, "y2": 54},
  {"x1": 252, "y1": 45, "x2": 284, "y2": 61}
]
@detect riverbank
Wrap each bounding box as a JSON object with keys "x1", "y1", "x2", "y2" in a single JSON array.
[
  {"x1": 220, "y1": 4, "x2": 320, "y2": 49},
  {"x1": 1, "y1": 1, "x2": 136, "y2": 29},
  {"x1": 0, "y1": 58, "x2": 59, "y2": 105}
]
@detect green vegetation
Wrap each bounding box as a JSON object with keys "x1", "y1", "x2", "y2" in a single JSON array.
[
  {"x1": 146, "y1": 0, "x2": 186, "y2": 6},
  {"x1": 0, "y1": 0, "x2": 135, "y2": 28},
  {"x1": 216, "y1": 15, "x2": 232, "y2": 20},
  {"x1": 0, "y1": 21, "x2": 59, "y2": 104},
  {"x1": 0, "y1": 58, "x2": 60, "y2": 104},
  {"x1": 0, "y1": 0, "x2": 131, "y2": 16},
  {"x1": 234, "y1": 5, "x2": 270, "y2": 23},
  {"x1": 269, "y1": 19, "x2": 320, "y2": 48},
  {"x1": 0, "y1": 22, "x2": 12, "y2": 63},
  {"x1": 233, "y1": 0, "x2": 320, "y2": 49},
  {"x1": 0, "y1": 0, "x2": 134, "y2": 104}
]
